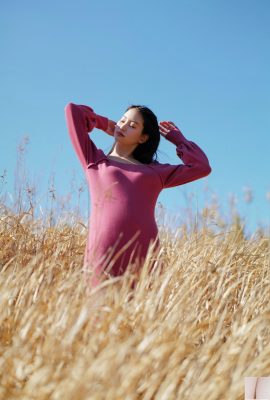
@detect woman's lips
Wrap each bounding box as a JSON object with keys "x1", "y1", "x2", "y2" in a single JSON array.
[{"x1": 116, "y1": 131, "x2": 125, "y2": 137}]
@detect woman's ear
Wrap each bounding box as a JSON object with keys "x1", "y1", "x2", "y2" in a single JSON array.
[{"x1": 139, "y1": 134, "x2": 149, "y2": 144}]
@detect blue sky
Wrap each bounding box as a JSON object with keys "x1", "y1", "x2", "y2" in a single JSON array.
[{"x1": 1, "y1": 0, "x2": 269, "y2": 237}]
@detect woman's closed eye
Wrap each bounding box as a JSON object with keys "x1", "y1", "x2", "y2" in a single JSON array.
[{"x1": 120, "y1": 120, "x2": 136, "y2": 128}]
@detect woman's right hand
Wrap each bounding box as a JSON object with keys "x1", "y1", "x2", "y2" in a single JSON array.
[
  {"x1": 159, "y1": 121, "x2": 180, "y2": 137},
  {"x1": 105, "y1": 119, "x2": 117, "y2": 136}
]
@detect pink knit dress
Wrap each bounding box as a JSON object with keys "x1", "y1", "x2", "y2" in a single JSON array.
[{"x1": 64, "y1": 103, "x2": 212, "y2": 288}]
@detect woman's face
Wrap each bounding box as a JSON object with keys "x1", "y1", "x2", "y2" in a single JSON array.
[{"x1": 114, "y1": 108, "x2": 149, "y2": 145}]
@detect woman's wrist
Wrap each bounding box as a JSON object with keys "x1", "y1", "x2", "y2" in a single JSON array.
[
  {"x1": 93, "y1": 113, "x2": 110, "y2": 132},
  {"x1": 105, "y1": 119, "x2": 117, "y2": 136}
]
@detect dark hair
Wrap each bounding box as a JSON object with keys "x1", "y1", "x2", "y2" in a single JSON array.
[{"x1": 107, "y1": 104, "x2": 160, "y2": 164}]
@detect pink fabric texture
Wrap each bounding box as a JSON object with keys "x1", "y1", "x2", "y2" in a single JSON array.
[{"x1": 64, "y1": 103, "x2": 212, "y2": 288}]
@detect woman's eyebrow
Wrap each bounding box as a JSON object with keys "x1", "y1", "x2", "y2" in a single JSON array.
[{"x1": 122, "y1": 116, "x2": 140, "y2": 124}]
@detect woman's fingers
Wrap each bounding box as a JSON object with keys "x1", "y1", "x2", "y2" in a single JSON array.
[
  {"x1": 159, "y1": 125, "x2": 170, "y2": 137},
  {"x1": 159, "y1": 121, "x2": 175, "y2": 126},
  {"x1": 159, "y1": 125, "x2": 169, "y2": 132},
  {"x1": 159, "y1": 121, "x2": 179, "y2": 131},
  {"x1": 159, "y1": 122, "x2": 174, "y2": 131}
]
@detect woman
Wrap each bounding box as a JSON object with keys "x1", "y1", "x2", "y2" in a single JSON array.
[
  {"x1": 245, "y1": 377, "x2": 270, "y2": 399},
  {"x1": 64, "y1": 102, "x2": 212, "y2": 289}
]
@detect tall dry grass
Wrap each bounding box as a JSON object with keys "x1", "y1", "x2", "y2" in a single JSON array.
[{"x1": 0, "y1": 138, "x2": 269, "y2": 399}]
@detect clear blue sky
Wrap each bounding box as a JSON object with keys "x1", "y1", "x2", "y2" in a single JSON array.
[{"x1": 1, "y1": 0, "x2": 269, "y2": 237}]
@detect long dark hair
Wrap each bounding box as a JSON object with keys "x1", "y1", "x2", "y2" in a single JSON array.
[{"x1": 107, "y1": 104, "x2": 160, "y2": 164}]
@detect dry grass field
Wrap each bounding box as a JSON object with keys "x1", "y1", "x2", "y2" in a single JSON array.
[
  {"x1": 0, "y1": 146, "x2": 269, "y2": 399},
  {"x1": 0, "y1": 200, "x2": 269, "y2": 400}
]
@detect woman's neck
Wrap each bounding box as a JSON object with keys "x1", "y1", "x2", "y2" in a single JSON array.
[{"x1": 110, "y1": 142, "x2": 138, "y2": 159}]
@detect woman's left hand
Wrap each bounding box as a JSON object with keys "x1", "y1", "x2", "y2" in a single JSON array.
[{"x1": 159, "y1": 121, "x2": 180, "y2": 137}]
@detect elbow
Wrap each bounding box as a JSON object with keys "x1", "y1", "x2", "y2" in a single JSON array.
[
  {"x1": 64, "y1": 102, "x2": 76, "y2": 114},
  {"x1": 205, "y1": 164, "x2": 212, "y2": 175},
  {"x1": 64, "y1": 103, "x2": 77, "y2": 128},
  {"x1": 64, "y1": 103, "x2": 77, "y2": 121},
  {"x1": 199, "y1": 163, "x2": 212, "y2": 178}
]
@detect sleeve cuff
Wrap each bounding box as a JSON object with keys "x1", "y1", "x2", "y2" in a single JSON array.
[
  {"x1": 164, "y1": 129, "x2": 188, "y2": 145},
  {"x1": 95, "y1": 113, "x2": 109, "y2": 132}
]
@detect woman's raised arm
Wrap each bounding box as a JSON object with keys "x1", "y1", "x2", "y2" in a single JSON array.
[
  {"x1": 64, "y1": 103, "x2": 109, "y2": 170},
  {"x1": 155, "y1": 121, "x2": 212, "y2": 189}
]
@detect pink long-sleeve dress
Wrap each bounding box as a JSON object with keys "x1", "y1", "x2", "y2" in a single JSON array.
[{"x1": 64, "y1": 103, "x2": 212, "y2": 288}]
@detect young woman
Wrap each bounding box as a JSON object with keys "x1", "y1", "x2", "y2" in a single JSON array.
[
  {"x1": 245, "y1": 377, "x2": 270, "y2": 399},
  {"x1": 64, "y1": 102, "x2": 212, "y2": 289}
]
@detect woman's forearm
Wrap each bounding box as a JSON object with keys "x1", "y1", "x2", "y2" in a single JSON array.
[{"x1": 96, "y1": 116, "x2": 116, "y2": 136}]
